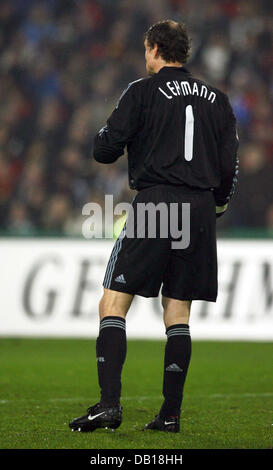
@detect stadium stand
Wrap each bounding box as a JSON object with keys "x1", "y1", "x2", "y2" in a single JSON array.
[{"x1": 0, "y1": 0, "x2": 272, "y2": 235}]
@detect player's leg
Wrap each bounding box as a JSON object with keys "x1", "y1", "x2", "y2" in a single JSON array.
[
  {"x1": 160, "y1": 297, "x2": 192, "y2": 419},
  {"x1": 69, "y1": 289, "x2": 133, "y2": 432},
  {"x1": 99, "y1": 287, "x2": 133, "y2": 320},
  {"x1": 143, "y1": 297, "x2": 192, "y2": 433},
  {"x1": 96, "y1": 288, "x2": 133, "y2": 407},
  {"x1": 143, "y1": 188, "x2": 217, "y2": 433},
  {"x1": 96, "y1": 186, "x2": 169, "y2": 408},
  {"x1": 162, "y1": 296, "x2": 191, "y2": 327}
]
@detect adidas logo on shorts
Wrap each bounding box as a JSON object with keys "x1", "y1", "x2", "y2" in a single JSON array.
[{"x1": 115, "y1": 274, "x2": 126, "y2": 284}]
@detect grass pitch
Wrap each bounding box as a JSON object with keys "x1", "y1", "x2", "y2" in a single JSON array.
[{"x1": 0, "y1": 338, "x2": 272, "y2": 449}]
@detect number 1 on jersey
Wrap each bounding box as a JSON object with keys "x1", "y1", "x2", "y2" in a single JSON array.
[{"x1": 184, "y1": 105, "x2": 194, "y2": 161}]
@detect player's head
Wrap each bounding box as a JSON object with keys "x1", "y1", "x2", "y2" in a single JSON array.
[{"x1": 144, "y1": 19, "x2": 191, "y2": 75}]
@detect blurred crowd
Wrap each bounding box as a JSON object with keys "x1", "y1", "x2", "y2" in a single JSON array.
[{"x1": 0, "y1": 0, "x2": 272, "y2": 235}]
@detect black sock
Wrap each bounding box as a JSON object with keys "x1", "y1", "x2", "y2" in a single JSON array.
[
  {"x1": 96, "y1": 316, "x2": 126, "y2": 407},
  {"x1": 159, "y1": 324, "x2": 192, "y2": 418}
]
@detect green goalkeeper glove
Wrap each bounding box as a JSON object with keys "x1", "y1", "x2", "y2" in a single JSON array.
[
  {"x1": 113, "y1": 214, "x2": 127, "y2": 239},
  {"x1": 216, "y1": 203, "x2": 228, "y2": 218}
]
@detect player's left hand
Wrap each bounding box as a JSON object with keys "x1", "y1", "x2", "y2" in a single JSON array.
[{"x1": 216, "y1": 203, "x2": 228, "y2": 218}]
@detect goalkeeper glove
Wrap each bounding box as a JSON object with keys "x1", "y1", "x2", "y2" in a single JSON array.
[{"x1": 216, "y1": 203, "x2": 228, "y2": 218}]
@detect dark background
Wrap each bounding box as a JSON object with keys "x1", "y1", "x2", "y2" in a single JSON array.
[{"x1": 0, "y1": 0, "x2": 272, "y2": 236}]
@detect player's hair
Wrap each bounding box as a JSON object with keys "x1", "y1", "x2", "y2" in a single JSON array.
[{"x1": 144, "y1": 19, "x2": 191, "y2": 64}]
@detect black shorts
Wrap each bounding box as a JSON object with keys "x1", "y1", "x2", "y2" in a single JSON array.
[{"x1": 103, "y1": 184, "x2": 217, "y2": 302}]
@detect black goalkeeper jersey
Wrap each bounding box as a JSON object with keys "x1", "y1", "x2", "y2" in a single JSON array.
[{"x1": 93, "y1": 66, "x2": 239, "y2": 206}]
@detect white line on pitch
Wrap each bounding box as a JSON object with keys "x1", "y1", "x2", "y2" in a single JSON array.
[{"x1": 0, "y1": 392, "x2": 273, "y2": 405}]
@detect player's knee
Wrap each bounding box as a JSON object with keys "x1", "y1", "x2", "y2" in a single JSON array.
[
  {"x1": 99, "y1": 295, "x2": 119, "y2": 319},
  {"x1": 164, "y1": 312, "x2": 190, "y2": 328},
  {"x1": 163, "y1": 299, "x2": 191, "y2": 328},
  {"x1": 98, "y1": 291, "x2": 129, "y2": 320}
]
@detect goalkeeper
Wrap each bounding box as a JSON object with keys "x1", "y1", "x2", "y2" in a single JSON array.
[{"x1": 69, "y1": 19, "x2": 239, "y2": 433}]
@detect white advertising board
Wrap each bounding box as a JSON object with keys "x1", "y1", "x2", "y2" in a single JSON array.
[{"x1": 0, "y1": 238, "x2": 272, "y2": 340}]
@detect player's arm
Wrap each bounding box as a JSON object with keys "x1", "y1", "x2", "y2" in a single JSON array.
[
  {"x1": 93, "y1": 81, "x2": 142, "y2": 163},
  {"x1": 214, "y1": 94, "x2": 239, "y2": 218}
]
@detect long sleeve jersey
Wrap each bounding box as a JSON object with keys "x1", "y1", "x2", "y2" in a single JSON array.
[{"x1": 93, "y1": 66, "x2": 239, "y2": 206}]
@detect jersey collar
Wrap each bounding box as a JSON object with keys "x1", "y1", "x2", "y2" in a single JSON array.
[{"x1": 157, "y1": 66, "x2": 191, "y2": 75}]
